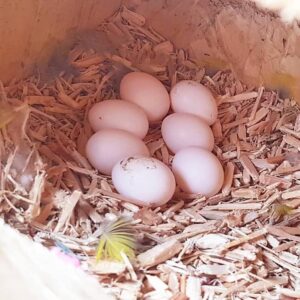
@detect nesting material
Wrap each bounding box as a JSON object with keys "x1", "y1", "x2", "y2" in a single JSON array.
[{"x1": 1, "y1": 6, "x2": 300, "y2": 300}]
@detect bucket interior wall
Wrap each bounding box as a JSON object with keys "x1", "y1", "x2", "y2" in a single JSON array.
[{"x1": 0, "y1": 0, "x2": 300, "y2": 99}]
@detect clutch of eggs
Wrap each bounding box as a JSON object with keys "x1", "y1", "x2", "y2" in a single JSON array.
[{"x1": 85, "y1": 71, "x2": 224, "y2": 207}]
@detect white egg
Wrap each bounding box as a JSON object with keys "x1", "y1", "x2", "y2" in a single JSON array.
[
  {"x1": 170, "y1": 80, "x2": 218, "y2": 125},
  {"x1": 85, "y1": 129, "x2": 150, "y2": 175},
  {"x1": 161, "y1": 112, "x2": 214, "y2": 153},
  {"x1": 172, "y1": 147, "x2": 224, "y2": 196},
  {"x1": 88, "y1": 100, "x2": 149, "y2": 139},
  {"x1": 112, "y1": 156, "x2": 176, "y2": 207},
  {"x1": 120, "y1": 72, "x2": 170, "y2": 123}
]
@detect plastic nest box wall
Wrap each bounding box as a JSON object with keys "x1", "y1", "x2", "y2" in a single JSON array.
[{"x1": 1, "y1": 0, "x2": 300, "y2": 99}]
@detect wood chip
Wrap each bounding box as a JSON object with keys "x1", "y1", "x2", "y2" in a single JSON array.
[
  {"x1": 259, "y1": 173, "x2": 292, "y2": 189},
  {"x1": 186, "y1": 277, "x2": 201, "y2": 300},
  {"x1": 247, "y1": 275, "x2": 288, "y2": 293},
  {"x1": 54, "y1": 190, "x2": 81, "y2": 232},
  {"x1": 283, "y1": 134, "x2": 300, "y2": 150},
  {"x1": 137, "y1": 239, "x2": 182, "y2": 268},
  {"x1": 222, "y1": 162, "x2": 234, "y2": 196},
  {"x1": 247, "y1": 107, "x2": 269, "y2": 126},
  {"x1": 282, "y1": 189, "x2": 300, "y2": 199},
  {"x1": 202, "y1": 203, "x2": 262, "y2": 210},
  {"x1": 89, "y1": 259, "x2": 126, "y2": 274},
  {"x1": 231, "y1": 188, "x2": 260, "y2": 199},
  {"x1": 221, "y1": 228, "x2": 268, "y2": 251},
  {"x1": 263, "y1": 251, "x2": 300, "y2": 278},
  {"x1": 239, "y1": 154, "x2": 259, "y2": 182},
  {"x1": 249, "y1": 87, "x2": 264, "y2": 121},
  {"x1": 223, "y1": 92, "x2": 258, "y2": 103}
]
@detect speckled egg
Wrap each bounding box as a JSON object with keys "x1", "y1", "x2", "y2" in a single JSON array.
[{"x1": 112, "y1": 156, "x2": 176, "y2": 207}]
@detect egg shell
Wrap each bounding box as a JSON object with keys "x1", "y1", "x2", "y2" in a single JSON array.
[
  {"x1": 170, "y1": 80, "x2": 218, "y2": 125},
  {"x1": 161, "y1": 112, "x2": 214, "y2": 154},
  {"x1": 172, "y1": 147, "x2": 224, "y2": 196},
  {"x1": 112, "y1": 156, "x2": 176, "y2": 207},
  {"x1": 120, "y1": 72, "x2": 170, "y2": 123},
  {"x1": 85, "y1": 129, "x2": 150, "y2": 175},
  {"x1": 88, "y1": 100, "x2": 149, "y2": 139}
]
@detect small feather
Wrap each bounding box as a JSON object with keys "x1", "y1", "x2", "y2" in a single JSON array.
[
  {"x1": 96, "y1": 217, "x2": 136, "y2": 262},
  {"x1": 270, "y1": 203, "x2": 294, "y2": 223}
]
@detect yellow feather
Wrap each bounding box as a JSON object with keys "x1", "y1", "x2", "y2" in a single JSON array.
[{"x1": 96, "y1": 217, "x2": 136, "y2": 262}]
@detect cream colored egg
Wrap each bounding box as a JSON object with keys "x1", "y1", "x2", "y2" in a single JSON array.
[
  {"x1": 85, "y1": 129, "x2": 150, "y2": 175},
  {"x1": 161, "y1": 113, "x2": 214, "y2": 154},
  {"x1": 88, "y1": 100, "x2": 149, "y2": 139},
  {"x1": 112, "y1": 156, "x2": 176, "y2": 207},
  {"x1": 120, "y1": 72, "x2": 170, "y2": 123},
  {"x1": 170, "y1": 80, "x2": 218, "y2": 125},
  {"x1": 172, "y1": 147, "x2": 224, "y2": 196}
]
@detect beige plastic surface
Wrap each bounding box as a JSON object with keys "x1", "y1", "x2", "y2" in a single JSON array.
[
  {"x1": 0, "y1": 0, "x2": 121, "y2": 82},
  {"x1": 0, "y1": 219, "x2": 115, "y2": 300}
]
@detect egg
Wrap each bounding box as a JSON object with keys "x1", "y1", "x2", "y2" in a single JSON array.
[
  {"x1": 161, "y1": 113, "x2": 214, "y2": 153},
  {"x1": 120, "y1": 72, "x2": 170, "y2": 123},
  {"x1": 85, "y1": 129, "x2": 150, "y2": 175},
  {"x1": 170, "y1": 80, "x2": 218, "y2": 125},
  {"x1": 172, "y1": 147, "x2": 224, "y2": 196},
  {"x1": 112, "y1": 156, "x2": 176, "y2": 207},
  {"x1": 88, "y1": 100, "x2": 149, "y2": 139}
]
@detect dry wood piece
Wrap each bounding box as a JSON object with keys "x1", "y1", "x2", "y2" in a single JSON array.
[
  {"x1": 249, "y1": 87, "x2": 264, "y2": 121},
  {"x1": 267, "y1": 226, "x2": 300, "y2": 243},
  {"x1": 169, "y1": 293, "x2": 188, "y2": 300},
  {"x1": 283, "y1": 134, "x2": 300, "y2": 150},
  {"x1": 54, "y1": 190, "x2": 82, "y2": 232},
  {"x1": 278, "y1": 288, "x2": 300, "y2": 298},
  {"x1": 280, "y1": 126, "x2": 300, "y2": 139},
  {"x1": 137, "y1": 239, "x2": 182, "y2": 268},
  {"x1": 239, "y1": 154, "x2": 259, "y2": 182},
  {"x1": 247, "y1": 107, "x2": 269, "y2": 126},
  {"x1": 259, "y1": 173, "x2": 292, "y2": 189},
  {"x1": 223, "y1": 91, "x2": 258, "y2": 103},
  {"x1": 221, "y1": 228, "x2": 268, "y2": 251},
  {"x1": 281, "y1": 189, "x2": 300, "y2": 199},
  {"x1": 90, "y1": 260, "x2": 126, "y2": 274},
  {"x1": 251, "y1": 158, "x2": 276, "y2": 170},
  {"x1": 223, "y1": 117, "x2": 249, "y2": 130},
  {"x1": 247, "y1": 276, "x2": 288, "y2": 293},
  {"x1": 202, "y1": 203, "x2": 262, "y2": 210},
  {"x1": 222, "y1": 162, "x2": 234, "y2": 196},
  {"x1": 186, "y1": 277, "x2": 201, "y2": 300},
  {"x1": 231, "y1": 188, "x2": 260, "y2": 199},
  {"x1": 212, "y1": 119, "x2": 223, "y2": 139},
  {"x1": 274, "y1": 164, "x2": 300, "y2": 175},
  {"x1": 263, "y1": 251, "x2": 300, "y2": 278}
]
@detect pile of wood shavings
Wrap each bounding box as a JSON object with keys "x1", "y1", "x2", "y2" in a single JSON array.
[{"x1": 1, "y1": 6, "x2": 300, "y2": 300}]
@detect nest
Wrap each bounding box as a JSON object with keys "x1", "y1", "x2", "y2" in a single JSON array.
[{"x1": 1, "y1": 6, "x2": 300, "y2": 300}]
